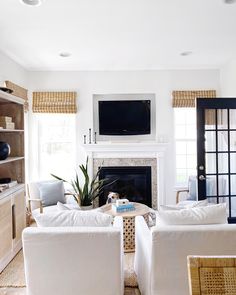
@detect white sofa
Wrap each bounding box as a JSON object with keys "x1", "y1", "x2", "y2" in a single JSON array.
[
  {"x1": 22, "y1": 217, "x2": 124, "y2": 295},
  {"x1": 134, "y1": 216, "x2": 236, "y2": 295}
]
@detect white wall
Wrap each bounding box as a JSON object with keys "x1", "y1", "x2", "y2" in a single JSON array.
[
  {"x1": 220, "y1": 59, "x2": 236, "y2": 96},
  {"x1": 27, "y1": 69, "x2": 220, "y2": 204},
  {"x1": 0, "y1": 51, "x2": 28, "y2": 87},
  {"x1": 0, "y1": 51, "x2": 30, "y2": 182}
]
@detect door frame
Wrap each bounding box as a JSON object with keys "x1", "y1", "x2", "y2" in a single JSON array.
[{"x1": 197, "y1": 98, "x2": 236, "y2": 222}]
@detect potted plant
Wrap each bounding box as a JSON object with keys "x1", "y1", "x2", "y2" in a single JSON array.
[{"x1": 51, "y1": 157, "x2": 112, "y2": 209}]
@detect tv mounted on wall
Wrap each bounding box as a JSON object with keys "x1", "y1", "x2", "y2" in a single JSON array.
[{"x1": 98, "y1": 100, "x2": 151, "y2": 136}]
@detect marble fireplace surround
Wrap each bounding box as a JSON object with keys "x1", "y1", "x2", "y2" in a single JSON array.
[{"x1": 83, "y1": 142, "x2": 168, "y2": 210}]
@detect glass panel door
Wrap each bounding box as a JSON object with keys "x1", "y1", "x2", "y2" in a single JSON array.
[{"x1": 197, "y1": 98, "x2": 236, "y2": 223}]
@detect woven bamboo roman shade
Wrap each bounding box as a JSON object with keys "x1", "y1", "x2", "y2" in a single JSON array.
[
  {"x1": 32, "y1": 92, "x2": 77, "y2": 113},
  {"x1": 172, "y1": 90, "x2": 216, "y2": 108}
]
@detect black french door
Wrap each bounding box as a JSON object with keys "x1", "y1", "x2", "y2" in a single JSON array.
[{"x1": 197, "y1": 98, "x2": 236, "y2": 223}]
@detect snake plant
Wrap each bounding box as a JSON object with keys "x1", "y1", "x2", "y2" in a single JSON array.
[{"x1": 51, "y1": 157, "x2": 112, "y2": 206}]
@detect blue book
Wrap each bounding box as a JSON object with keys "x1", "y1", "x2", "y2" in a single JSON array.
[
  {"x1": 117, "y1": 203, "x2": 134, "y2": 209},
  {"x1": 112, "y1": 204, "x2": 135, "y2": 213}
]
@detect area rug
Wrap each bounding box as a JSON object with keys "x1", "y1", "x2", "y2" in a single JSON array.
[
  {"x1": 0, "y1": 250, "x2": 138, "y2": 288},
  {"x1": 124, "y1": 253, "x2": 138, "y2": 287},
  {"x1": 0, "y1": 251, "x2": 25, "y2": 288}
]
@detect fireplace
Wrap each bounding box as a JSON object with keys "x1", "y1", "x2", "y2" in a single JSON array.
[{"x1": 99, "y1": 166, "x2": 152, "y2": 207}]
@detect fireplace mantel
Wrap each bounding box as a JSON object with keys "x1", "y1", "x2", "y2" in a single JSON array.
[
  {"x1": 82, "y1": 142, "x2": 168, "y2": 154},
  {"x1": 82, "y1": 142, "x2": 169, "y2": 209}
]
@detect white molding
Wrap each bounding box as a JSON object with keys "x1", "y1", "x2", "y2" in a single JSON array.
[
  {"x1": 83, "y1": 142, "x2": 168, "y2": 209},
  {"x1": 83, "y1": 142, "x2": 168, "y2": 153}
]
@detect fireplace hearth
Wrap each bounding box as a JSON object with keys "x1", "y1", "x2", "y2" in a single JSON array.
[{"x1": 99, "y1": 166, "x2": 152, "y2": 207}]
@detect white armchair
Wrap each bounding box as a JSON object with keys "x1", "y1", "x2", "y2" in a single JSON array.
[
  {"x1": 134, "y1": 216, "x2": 236, "y2": 295},
  {"x1": 27, "y1": 180, "x2": 77, "y2": 218},
  {"x1": 22, "y1": 216, "x2": 124, "y2": 295}
]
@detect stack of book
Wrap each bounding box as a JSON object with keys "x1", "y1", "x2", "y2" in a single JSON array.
[
  {"x1": 0, "y1": 116, "x2": 15, "y2": 130},
  {"x1": 112, "y1": 202, "x2": 135, "y2": 213}
]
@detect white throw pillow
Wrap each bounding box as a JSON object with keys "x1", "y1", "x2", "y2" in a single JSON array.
[
  {"x1": 158, "y1": 203, "x2": 227, "y2": 225},
  {"x1": 57, "y1": 201, "x2": 81, "y2": 211},
  {"x1": 35, "y1": 210, "x2": 113, "y2": 227},
  {"x1": 160, "y1": 200, "x2": 208, "y2": 211},
  {"x1": 37, "y1": 180, "x2": 66, "y2": 207}
]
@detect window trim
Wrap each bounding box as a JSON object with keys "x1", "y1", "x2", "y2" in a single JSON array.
[{"x1": 174, "y1": 108, "x2": 197, "y2": 187}]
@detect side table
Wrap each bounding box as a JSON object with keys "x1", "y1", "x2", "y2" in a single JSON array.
[{"x1": 101, "y1": 202, "x2": 151, "y2": 252}]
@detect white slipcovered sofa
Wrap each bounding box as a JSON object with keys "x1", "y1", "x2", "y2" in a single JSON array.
[
  {"x1": 134, "y1": 216, "x2": 236, "y2": 295},
  {"x1": 22, "y1": 217, "x2": 124, "y2": 295}
]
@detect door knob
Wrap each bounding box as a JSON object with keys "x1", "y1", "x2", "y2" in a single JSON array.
[{"x1": 199, "y1": 175, "x2": 206, "y2": 181}]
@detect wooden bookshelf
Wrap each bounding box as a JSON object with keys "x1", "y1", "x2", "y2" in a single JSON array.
[{"x1": 0, "y1": 90, "x2": 26, "y2": 272}]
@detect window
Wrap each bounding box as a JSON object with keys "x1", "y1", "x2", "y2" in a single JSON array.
[
  {"x1": 175, "y1": 108, "x2": 197, "y2": 186},
  {"x1": 36, "y1": 114, "x2": 76, "y2": 180}
]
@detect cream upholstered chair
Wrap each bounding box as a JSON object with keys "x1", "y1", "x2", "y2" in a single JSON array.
[
  {"x1": 22, "y1": 217, "x2": 124, "y2": 295},
  {"x1": 134, "y1": 216, "x2": 236, "y2": 295},
  {"x1": 188, "y1": 256, "x2": 236, "y2": 295},
  {"x1": 176, "y1": 176, "x2": 223, "y2": 203},
  {"x1": 27, "y1": 180, "x2": 76, "y2": 217},
  {"x1": 176, "y1": 175, "x2": 197, "y2": 203}
]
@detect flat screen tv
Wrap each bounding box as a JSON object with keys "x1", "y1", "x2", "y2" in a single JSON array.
[{"x1": 98, "y1": 100, "x2": 151, "y2": 135}]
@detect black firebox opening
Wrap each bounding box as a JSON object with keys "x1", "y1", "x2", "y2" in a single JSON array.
[{"x1": 99, "y1": 166, "x2": 152, "y2": 207}]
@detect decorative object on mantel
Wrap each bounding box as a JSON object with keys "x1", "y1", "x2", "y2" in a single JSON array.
[
  {"x1": 89, "y1": 128, "x2": 92, "y2": 144},
  {"x1": 32, "y1": 91, "x2": 77, "y2": 113},
  {"x1": 5, "y1": 80, "x2": 29, "y2": 112},
  {"x1": 51, "y1": 157, "x2": 114, "y2": 209},
  {"x1": 0, "y1": 141, "x2": 11, "y2": 160},
  {"x1": 94, "y1": 131, "x2": 97, "y2": 144}
]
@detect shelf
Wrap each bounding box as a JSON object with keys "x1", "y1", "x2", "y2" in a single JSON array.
[
  {"x1": 0, "y1": 129, "x2": 24, "y2": 133},
  {"x1": 0, "y1": 157, "x2": 24, "y2": 165},
  {"x1": 0, "y1": 183, "x2": 25, "y2": 200},
  {"x1": 0, "y1": 90, "x2": 24, "y2": 105}
]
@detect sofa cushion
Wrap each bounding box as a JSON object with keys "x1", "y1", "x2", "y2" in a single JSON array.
[
  {"x1": 158, "y1": 203, "x2": 227, "y2": 225},
  {"x1": 161, "y1": 199, "x2": 208, "y2": 211},
  {"x1": 57, "y1": 201, "x2": 81, "y2": 211},
  {"x1": 35, "y1": 210, "x2": 113, "y2": 227},
  {"x1": 32, "y1": 204, "x2": 58, "y2": 219},
  {"x1": 37, "y1": 180, "x2": 65, "y2": 207}
]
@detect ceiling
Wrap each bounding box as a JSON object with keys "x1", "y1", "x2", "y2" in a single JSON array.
[{"x1": 0, "y1": 0, "x2": 236, "y2": 71}]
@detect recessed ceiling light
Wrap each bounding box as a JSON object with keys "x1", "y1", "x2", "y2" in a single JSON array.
[
  {"x1": 59, "y1": 52, "x2": 72, "y2": 58},
  {"x1": 224, "y1": 0, "x2": 236, "y2": 4},
  {"x1": 180, "y1": 51, "x2": 193, "y2": 56},
  {"x1": 20, "y1": 0, "x2": 43, "y2": 6}
]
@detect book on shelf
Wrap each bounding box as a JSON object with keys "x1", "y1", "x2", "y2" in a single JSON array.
[
  {"x1": 0, "y1": 122, "x2": 15, "y2": 129},
  {"x1": 0, "y1": 116, "x2": 12, "y2": 123}
]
